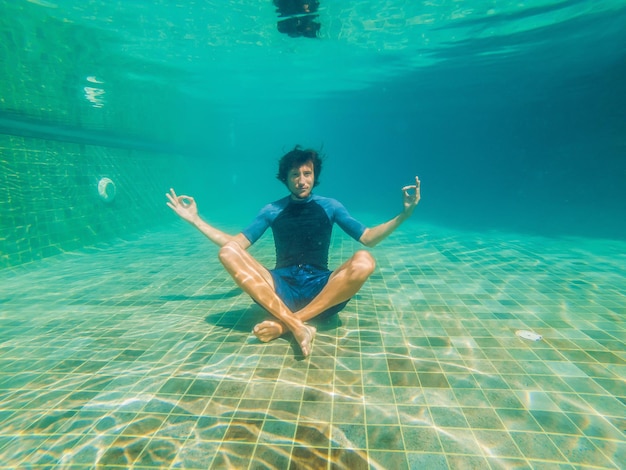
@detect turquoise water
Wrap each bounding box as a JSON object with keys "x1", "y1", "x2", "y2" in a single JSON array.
[
  {"x1": 1, "y1": 0, "x2": 625, "y2": 468},
  {"x1": 2, "y1": 0, "x2": 625, "y2": 239}
]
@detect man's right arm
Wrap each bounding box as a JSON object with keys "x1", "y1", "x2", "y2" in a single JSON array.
[
  {"x1": 166, "y1": 188, "x2": 251, "y2": 249},
  {"x1": 358, "y1": 176, "x2": 420, "y2": 247}
]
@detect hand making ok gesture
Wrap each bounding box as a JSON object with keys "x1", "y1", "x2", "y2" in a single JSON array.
[{"x1": 402, "y1": 176, "x2": 421, "y2": 214}]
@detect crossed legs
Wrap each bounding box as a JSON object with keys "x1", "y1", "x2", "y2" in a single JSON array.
[
  {"x1": 253, "y1": 250, "x2": 376, "y2": 343},
  {"x1": 218, "y1": 241, "x2": 375, "y2": 356}
]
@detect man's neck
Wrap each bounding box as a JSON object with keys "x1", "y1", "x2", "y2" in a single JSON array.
[{"x1": 290, "y1": 193, "x2": 312, "y2": 203}]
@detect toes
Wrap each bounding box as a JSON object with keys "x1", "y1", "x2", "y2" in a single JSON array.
[
  {"x1": 253, "y1": 321, "x2": 272, "y2": 334},
  {"x1": 252, "y1": 320, "x2": 285, "y2": 343},
  {"x1": 298, "y1": 325, "x2": 316, "y2": 357}
]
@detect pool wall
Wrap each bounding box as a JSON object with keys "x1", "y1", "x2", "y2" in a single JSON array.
[{"x1": 0, "y1": 134, "x2": 186, "y2": 269}]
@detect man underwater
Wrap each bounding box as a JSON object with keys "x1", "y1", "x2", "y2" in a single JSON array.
[{"x1": 167, "y1": 146, "x2": 420, "y2": 356}]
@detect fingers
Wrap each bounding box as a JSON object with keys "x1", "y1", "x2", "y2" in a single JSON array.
[
  {"x1": 401, "y1": 176, "x2": 421, "y2": 208},
  {"x1": 166, "y1": 188, "x2": 194, "y2": 208},
  {"x1": 166, "y1": 188, "x2": 178, "y2": 205},
  {"x1": 402, "y1": 184, "x2": 417, "y2": 197},
  {"x1": 402, "y1": 188, "x2": 414, "y2": 201},
  {"x1": 401, "y1": 177, "x2": 421, "y2": 193}
]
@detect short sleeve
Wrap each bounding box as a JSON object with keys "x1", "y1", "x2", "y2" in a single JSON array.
[
  {"x1": 241, "y1": 207, "x2": 271, "y2": 245},
  {"x1": 241, "y1": 197, "x2": 288, "y2": 245},
  {"x1": 317, "y1": 196, "x2": 366, "y2": 242}
]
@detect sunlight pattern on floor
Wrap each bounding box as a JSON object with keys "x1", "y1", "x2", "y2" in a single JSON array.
[{"x1": 0, "y1": 224, "x2": 624, "y2": 468}]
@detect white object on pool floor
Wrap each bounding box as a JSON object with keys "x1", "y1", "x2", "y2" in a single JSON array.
[{"x1": 516, "y1": 330, "x2": 543, "y2": 341}]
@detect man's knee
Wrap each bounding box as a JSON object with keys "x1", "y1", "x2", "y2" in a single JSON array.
[
  {"x1": 218, "y1": 241, "x2": 241, "y2": 265},
  {"x1": 351, "y1": 250, "x2": 376, "y2": 280}
]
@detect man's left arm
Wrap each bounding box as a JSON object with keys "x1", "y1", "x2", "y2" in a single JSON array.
[{"x1": 359, "y1": 176, "x2": 420, "y2": 247}]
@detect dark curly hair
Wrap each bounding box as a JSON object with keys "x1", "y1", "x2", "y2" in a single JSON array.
[{"x1": 276, "y1": 145, "x2": 323, "y2": 187}]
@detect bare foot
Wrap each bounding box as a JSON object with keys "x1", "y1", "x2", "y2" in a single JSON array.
[
  {"x1": 253, "y1": 320, "x2": 316, "y2": 357},
  {"x1": 253, "y1": 320, "x2": 286, "y2": 343},
  {"x1": 293, "y1": 323, "x2": 317, "y2": 357}
]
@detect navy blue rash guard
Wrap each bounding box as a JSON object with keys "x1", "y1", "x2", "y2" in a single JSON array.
[{"x1": 242, "y1": 194, "x2": 367, "y2": 270}]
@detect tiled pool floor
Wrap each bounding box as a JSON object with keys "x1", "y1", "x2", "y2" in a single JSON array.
[{"x1": 0, "y1": 223, "x2": 624, "y2": 469}]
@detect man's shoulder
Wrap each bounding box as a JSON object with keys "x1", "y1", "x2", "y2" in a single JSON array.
[
  {"x1": 259, "y1": 196, "x2": 291, "y2": 215},
  {"x1": 311, "y1": 194, "x2": 344, "y2": 209}
]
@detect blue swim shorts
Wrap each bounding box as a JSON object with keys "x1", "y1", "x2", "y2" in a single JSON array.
[{"x1": 267, "y1": 264, "x2": 349, "y2": 319}]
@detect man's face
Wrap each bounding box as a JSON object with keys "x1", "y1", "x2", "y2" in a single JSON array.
[{"x1": 287, "y1": 161, "x2": 315, "y2": 200}]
